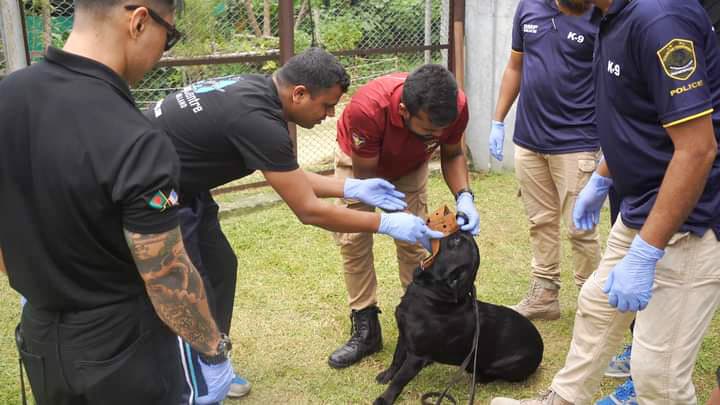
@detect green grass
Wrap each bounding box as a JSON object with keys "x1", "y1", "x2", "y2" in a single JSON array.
[{"x1": 0, "y1": 171, "x2": 717, "y2": 404}]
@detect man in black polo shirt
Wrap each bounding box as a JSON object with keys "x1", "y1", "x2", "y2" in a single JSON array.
[
  {"x1": 147, "y1": 47, "x2": 443, "y2": 398},
  {"x1": 492, "y1": 0, "x2": 720, "y2": 404},
  {"x1": 0, "y1": 1, "x2": 235, "y2": 404}
]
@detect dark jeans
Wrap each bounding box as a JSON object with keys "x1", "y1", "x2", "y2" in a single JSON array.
[
  {"x1": 178, "y1": 191, "x2": 238, "y2": 334},
  {"x1": 178, "y1": 192, "x2": 238, "y2": 400},
  {"x1": 17, "y1": 296, "x2": 190, "y2": 405}
]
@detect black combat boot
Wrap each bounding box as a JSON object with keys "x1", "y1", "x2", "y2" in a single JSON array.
[{"x1": 328, "y1": 306, "x2": 382, "y2": 369}]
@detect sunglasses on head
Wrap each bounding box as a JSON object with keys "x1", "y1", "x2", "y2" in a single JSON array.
[{"x1": 125, "y1": 5, "x2": 183, "y2": 51}]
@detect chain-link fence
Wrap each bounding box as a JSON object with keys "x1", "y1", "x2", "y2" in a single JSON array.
[{"x1": 21, "y1": 0, "x2": 451, "y2": 188}]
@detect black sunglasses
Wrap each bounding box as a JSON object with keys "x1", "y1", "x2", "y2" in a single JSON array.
[{"x1": 125, "y1": 5, "x2": 183, "y2": 51}]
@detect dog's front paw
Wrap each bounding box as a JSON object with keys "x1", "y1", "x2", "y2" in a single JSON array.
[
  {"x1": 373, "y1": 398, "x2": 389, "y2": 405},
  {"x1": 376, "y1": 369, "x2": 393, "y2": 384}
]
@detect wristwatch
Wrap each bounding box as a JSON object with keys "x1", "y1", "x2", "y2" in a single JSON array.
[
  {"x1": 455, "y1": 188, "x2": 474, "y2": 201},
  {"x1": 199, "y1": 333, "x2": 232, "y2": 365}
]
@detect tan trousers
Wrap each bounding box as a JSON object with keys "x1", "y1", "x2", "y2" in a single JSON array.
[
  {"x1": 333, "y1": 148, "x2": 428, "y2": 310},
  {"x1": 551, "y1": 219, "x2": 720, "y2": 404},
  {"x1": 514, "y1": 145, "x2": 601, "y2": 288}
]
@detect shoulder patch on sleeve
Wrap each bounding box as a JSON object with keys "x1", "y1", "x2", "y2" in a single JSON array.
[
  {"x1": 351, "y1": 131, "x2": 366, "y2": 148},
  {"x1": 657, "y1": 38, "x2": 696, "y2": 81}
]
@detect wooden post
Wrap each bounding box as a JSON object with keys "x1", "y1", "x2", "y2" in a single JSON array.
[
  {"x1": 448, "y1": 0, "x2": 465, "y2": 89},
  {"x1": 0, "y1": 0, "x2": 29, "y2": 74},
  {"x1": 278, "y1": 0, "x2": 297, "y2": 155}
]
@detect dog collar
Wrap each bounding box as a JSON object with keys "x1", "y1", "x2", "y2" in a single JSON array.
[{"x1": 420, "y1": 205, "x2": 460, "y2": 270}]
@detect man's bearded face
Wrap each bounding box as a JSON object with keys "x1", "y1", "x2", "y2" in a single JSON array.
[{"x1": 556, "y1": 0, "x2": 593, "y2": 15}]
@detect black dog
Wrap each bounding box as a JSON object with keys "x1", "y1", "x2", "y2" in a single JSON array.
[{"x1": 374, "y1": 230, "x2": 543, "y2": 404}]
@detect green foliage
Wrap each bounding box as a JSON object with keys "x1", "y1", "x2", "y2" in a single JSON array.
[{"x1": 317, "y1": 13, "x2": 363, "y2": 51}]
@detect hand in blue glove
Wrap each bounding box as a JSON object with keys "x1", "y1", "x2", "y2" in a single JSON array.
[
  {"x1": 489, "y1": 120, "x2": 505, "y2": 161},
  {"x1": 196, "y1": 357, "x2": 235, "y2": 404},
  {"x1": 455, "y1": 192, "x2": 480, "y2": 235},
  {"x1": 603, "y1": 235, "x2": 664, "y2": 312},
  {"x1": 344, "y1": 178, "x2": 407, "y2": 212},
  {"x1": 573, "y1": 172, "x2": 613, "y2": 231},
  {"x1": 378, "y1": 212, "x2": 444, "y2": 251}
]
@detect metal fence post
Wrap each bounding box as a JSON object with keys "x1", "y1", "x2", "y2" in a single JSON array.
[
  {"x1": 424, "y1": 0, "x2": 432, "y2": 64},
  {"x1": 278, "y1": 0, "x2": 297, "y2": 155},
  {"x1": 1, "y1": 0, "x2": 29, "y2": 74}
]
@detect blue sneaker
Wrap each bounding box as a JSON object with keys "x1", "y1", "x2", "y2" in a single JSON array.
[
  {"x1": 604, "y1": 344, "x2": 631, "y2": 378},
  {"x1": 226, "y1": 375, "x2": 251, "y2": 398},
  {"x1": 596, "y1": 378, "x2": 637, "y2": 405}
]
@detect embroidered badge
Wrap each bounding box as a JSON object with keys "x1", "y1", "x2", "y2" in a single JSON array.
[
  {"x1": 351, "y1": 131, "x2": 366, "y2": 148},
  {"x1": 148, "y1": 189, "x2": 179, "y2": 211},
  {"x1": 657, "y1": 38, "x2": 696, "y2": 81}
]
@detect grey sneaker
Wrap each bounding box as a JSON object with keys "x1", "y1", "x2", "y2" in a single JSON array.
[
  {"x1": 510, "y1": 278, "x2": 561, "y2": 320},
  {"x1": 491, "y1": 390, "x2": 573, "y2": 405}
]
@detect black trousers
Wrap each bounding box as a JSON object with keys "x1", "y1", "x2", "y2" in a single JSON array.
[
  {"x1": 178, "y1": 191, "x2": 238, "y2": 334},
  {"x1": 17, "y1": 296, "x2": 190, "y2": 405}
]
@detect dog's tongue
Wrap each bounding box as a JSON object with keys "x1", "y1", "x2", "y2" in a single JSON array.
[{"x1": 421, "y1": 205, "x2": 459, "y2": 270}]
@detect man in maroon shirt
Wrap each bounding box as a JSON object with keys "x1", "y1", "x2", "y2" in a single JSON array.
[{"x1": 328, "y1": 64, "x2": 480, "y2": 368}]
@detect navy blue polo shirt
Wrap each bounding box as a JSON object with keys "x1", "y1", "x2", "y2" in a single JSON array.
[
  {"x1": 594, "y1": 0, "x2": 720, "y2": 237},
  {"x1": 511, "y1": 0, "x2": 599, "y2": 154}
]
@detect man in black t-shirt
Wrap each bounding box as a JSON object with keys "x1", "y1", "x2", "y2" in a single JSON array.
[
  {"x1": 147, "y1": 47, "x2": 443, "y2": 398},
  {"x1": 0, "y1": 1, "x2": 236, "y2": 404}
]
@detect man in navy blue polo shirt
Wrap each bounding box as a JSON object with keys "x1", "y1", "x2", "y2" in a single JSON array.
[
  {"x1": 492, "y1": 0, "x2": 720, "y2": 404},
  {"x1": 490, "y1": 0, "x2": 601, "y2": 320}
]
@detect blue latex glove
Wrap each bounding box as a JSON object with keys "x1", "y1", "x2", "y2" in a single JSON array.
[
  {"x1": 344, "y1": 178, "x2": 407, "y2": 212},
  {"x1": 489, "y1": 120, "x2": 505, "y2": 161},
  {"x1": 378, "y1": 212, "x2": 444, "y2": 251},
  {"x1": 603, "y1": 235, "x2": 664, "y2": 312},
  {"x1": 455, "y1": 192, "x2": 480, "y2": 235},
  {"x1": 573, "y1": 172, "x2": 613, "y2": 231},
  {"x1": 20, "y1": 296, "x2": 26, "y2": 308},
  {"x1": 196, "y1": 358, "x2": 235, "y2": 404}
]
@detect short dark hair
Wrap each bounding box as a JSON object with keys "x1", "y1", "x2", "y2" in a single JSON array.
[
  {"x1": 402, "y1": 64, "x2": 458, "y2": 127},
  {"x1": 276, "y1": 48, "x2": 350, "y2": 95},
  {"x1": 74, "y1": 0, "x2": 182, "y2": 13}
]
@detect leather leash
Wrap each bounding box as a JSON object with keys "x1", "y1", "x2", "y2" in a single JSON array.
[
  {"x1": 420, "y1": 286, "x2": 480, "y2": 405},
  {"x1": 419, "y1": 206, "x2": 480, "y2": 405}
]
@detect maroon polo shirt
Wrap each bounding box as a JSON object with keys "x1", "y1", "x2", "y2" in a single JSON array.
[{"x1": 336, "y1": 73, "x2": 469, "y2": 180}]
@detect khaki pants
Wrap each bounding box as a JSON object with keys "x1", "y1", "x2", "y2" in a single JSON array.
[
  {"x1": 333, "y1": 148, "x2": 428, "y2": 310},
  {"x1": 551, "y1": 220, "x2": 720, "y2": 404},
  {"x1": 514, "y1": 145, "x2": 601, "y2": 288}
]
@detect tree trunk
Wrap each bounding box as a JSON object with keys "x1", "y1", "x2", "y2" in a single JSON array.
[
  {"x1": 295, "y1": 0, "x2": 308, "y2": 27},
  {"x1": 311, "y1": 5, "x2": 321, "y2": 46},
  {"x1": 41, "y1": 0, "x2": 52, "y2": 51},
  {"x1": 263, "y1": 0, "x2": 271, "y2": 36},
  {"x1": 244, "y1": 0, "x2": 263, "y2": 37}
]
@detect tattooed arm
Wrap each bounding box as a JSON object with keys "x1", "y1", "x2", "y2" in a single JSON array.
[{"x1": 124, "y1": 226, "x2": 222, "y2": 355}]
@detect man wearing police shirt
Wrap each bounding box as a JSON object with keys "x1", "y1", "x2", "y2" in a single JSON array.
[
  {"x1": 0, "y1": 0, "x2": 237, "y2": 404},
  {"x1": 492, "y1": 1, "x2": 720, "y2": 404},
  {"x1": 490, "y1": 0, "x2": 601, "y2": 321},
  {"x1": 147, "y1": 48, "x2": 443, "y2": 397}
]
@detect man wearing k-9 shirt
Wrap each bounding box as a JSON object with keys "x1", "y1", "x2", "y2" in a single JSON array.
[
  {"x1": 328, "y1": 64, "x2": 480, "y2": 369},
  {"x1": 147, "y1": 48, "x2": 443, "y2": 400},
  {"x1": 492, "y1": 0, "x2": 720, "y2": 404},
  {"x1": 489, "y1": 0, "x2": 602, "y2": 321}
]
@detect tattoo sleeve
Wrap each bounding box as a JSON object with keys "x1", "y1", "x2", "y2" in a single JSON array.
[{"x1": 124, "y1": 227, "x2": 221, "y2": 355}]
